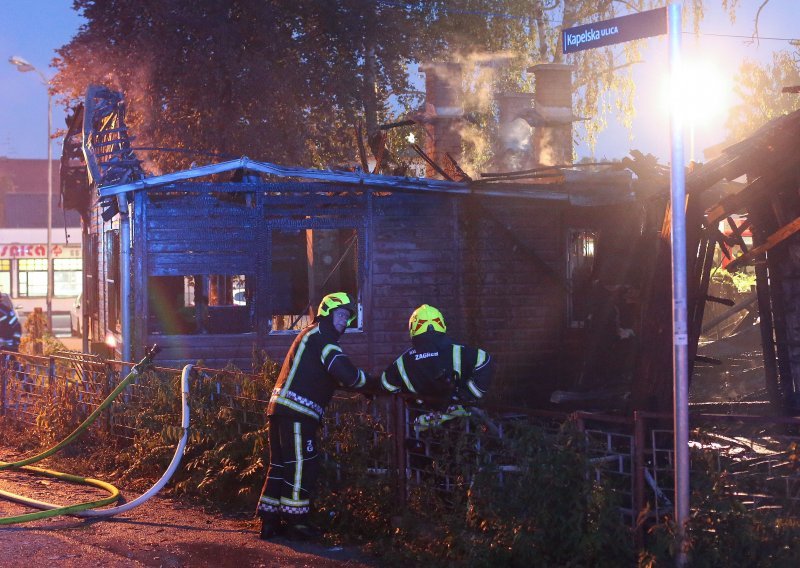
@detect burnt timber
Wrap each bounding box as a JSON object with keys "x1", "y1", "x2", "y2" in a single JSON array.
[
  {"x1": 633, "y1": 109, "x2": 800, "y2": 415},
  {"x1": 62, "y1": 85, "x2": 800, "y2": 413}
]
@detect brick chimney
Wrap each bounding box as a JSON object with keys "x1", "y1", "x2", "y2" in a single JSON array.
[
  {"x1": 420, "y1": 62, "x2": 463, "y2": 178},
  {"x1": 531, "y1": 64, "x2": 575, "y2": 166}
]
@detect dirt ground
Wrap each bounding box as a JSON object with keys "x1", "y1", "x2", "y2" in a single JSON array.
[{"x1": 0, "y1": 449, "x2": 374, "y2": 568}]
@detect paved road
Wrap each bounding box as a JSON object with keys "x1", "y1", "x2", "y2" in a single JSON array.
[{"x1": 0, "y1": 450, "x2": 373, "y2": 567}]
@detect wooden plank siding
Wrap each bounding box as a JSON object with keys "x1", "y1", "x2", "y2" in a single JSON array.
[{"x1": 86, "y1": 180, "x2": 573, "y2": 405}]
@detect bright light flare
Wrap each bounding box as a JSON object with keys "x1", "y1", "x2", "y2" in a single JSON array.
[
  {"x1": 105, "y1": 332, "x2": 117, "y2": 348},
  {"x1": 662, "y1": 59, "x2": 732, "y2": 126}
]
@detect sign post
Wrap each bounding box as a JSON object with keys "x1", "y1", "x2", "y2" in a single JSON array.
[
  {"x1": 666, "y1": 6, "x2": 689, "y2": 565},
  {"x1": 563, "y1": 4, "x2": 688, "y2": 565}
]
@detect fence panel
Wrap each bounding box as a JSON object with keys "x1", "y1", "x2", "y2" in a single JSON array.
[{"x1": 3, "y1": 350, "x2": 800, "y2": 525}]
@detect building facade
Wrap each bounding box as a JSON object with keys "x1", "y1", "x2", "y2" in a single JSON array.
[{"x1": 0, "y1": 158, "x2": 82, "y2": 333}]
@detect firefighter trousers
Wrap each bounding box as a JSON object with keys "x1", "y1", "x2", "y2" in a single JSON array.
[{"x1": 257, "y1": 415, "x2": 320, "y2": 521}]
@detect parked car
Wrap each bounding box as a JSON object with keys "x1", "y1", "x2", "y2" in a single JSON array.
[{"x1": 70, "y1": 293, "x2": 82, "y2": 336}]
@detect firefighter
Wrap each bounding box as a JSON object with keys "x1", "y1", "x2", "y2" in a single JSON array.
[
  {"x1": 380, "y1": 304, "x2": 495, "y2": 414},
  {"x1": 0, "y1": 292, "x2": 22, "y2": 353},
  {"x1": 257, "y1": 292, "x2": 371, "y2": 541}
]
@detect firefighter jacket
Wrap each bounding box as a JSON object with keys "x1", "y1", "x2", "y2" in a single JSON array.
[
  {"x1": 0, "y1": 294, "x2": 21, "y2": 351},
  {"x1": 380, "y1": 330, "x2": 494, "y2": 404},
  {"x1": 268, "y1": 316, "x2": 368, "y2": 422}
]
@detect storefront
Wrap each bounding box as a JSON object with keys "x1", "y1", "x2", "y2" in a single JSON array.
[{"x1": 0, "y1": 228, "x2": 82, "y2": 332}]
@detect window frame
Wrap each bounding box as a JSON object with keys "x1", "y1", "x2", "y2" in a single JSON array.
[
  {"x1": 267, "y1": 220, "x2": 365, "y2": 335},
  {"x1": 0, "y1": 259, "x2": 10, "y2": 297},
  {"x1": 566, "y1": 227, "x2": 598, "y2": 328},
  {"x1": 17, "y1": 258, "x2": 49, "y2": 298}
]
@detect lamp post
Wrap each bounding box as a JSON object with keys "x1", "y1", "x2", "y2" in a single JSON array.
[{"x1": 9, "y1": 55, "x2": 53, "y2": 332}]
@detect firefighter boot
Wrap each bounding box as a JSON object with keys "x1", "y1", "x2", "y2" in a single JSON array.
[{"x1": 259, "y1": 513, "x2": 284, "y2": 540}]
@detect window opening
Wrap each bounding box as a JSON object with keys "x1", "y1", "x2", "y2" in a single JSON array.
[
  {"x1": 567, "y1": 229, "x2": 597, "y2": 327},
  {"x1": 0, "y1": 259, "x2": 10, "y2": 296},
  {"x1": 86, "y1": 234, "x2": 99, "y2": 318},
  {"x1": 271, "y1": 228, "x2": 360, "y2": 333},
  {"x1": 149, "y1": 274, "x2": 251, "y2": 335},
  {"x1": 105, "y1": 229, "x2": 120, "y2": 331}
]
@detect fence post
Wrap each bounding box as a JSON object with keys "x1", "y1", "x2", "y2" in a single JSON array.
[
  {"x1": 633, "y1": 410, "x2": 646, "y2": 548},
  {"x1": 106, "y1": 363, "x2": 114, "y2": 436},
  {"x1": 393, "y1": 395, "x2": 408, "y2": 508},
  {"x1": 1, "y1": 357, "x2": 7, "y2": 417},
  {"x1": 48, "y1": 355, "x2": 56, "y2": 398}
]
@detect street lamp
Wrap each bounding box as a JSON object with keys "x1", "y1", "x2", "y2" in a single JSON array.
[{"x1": 8, "y1": 55, "x2": 53, "y2": 332}]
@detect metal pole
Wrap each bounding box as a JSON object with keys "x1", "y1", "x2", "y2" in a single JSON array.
[
  {"x1": 119, "y1": 194, "x2": 132, "y2": 364},
  {"x1": 47, "y1": 88, "x2": 53, "y2": 333},
  {"x1": 668, "y1": 3, "x2": 689, "y2": 566},
  {"x1": 7, "y1": 58, "x2": 54, "y2": 332}
]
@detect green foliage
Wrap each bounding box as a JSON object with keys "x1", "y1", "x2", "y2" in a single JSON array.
[
  {"x1": 318, "y1": 414, "x2": 635, "y2": 567},
  {"x1": 33, "y1": 378, "x2": 97, "y2": 450},
  {"x1": 710, "y1": 265, "x2": 756, "y2": 294},
  {"x1": 114, "y1": 357, "x2": 280, "y2": 506},
  {"x1": 53, "y1": 1, "x2": 720, "y2": 177},
  {"x1": 727, "y1": 46, "x2": 800, "y2": 142},
  {"x1": 315, "y1": 400, "x2": 398, "y2": 544},
  {"x1": 19, "y1": 309, "x2": 67, "y2": 356}
]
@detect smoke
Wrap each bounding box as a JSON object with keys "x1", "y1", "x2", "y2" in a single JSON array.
[
  {"x1": 537, "y1": 127, "x2": 556, "y2": 167},
  {"x1": 458, "y1": 121, "x2": 490, "y2": 177},
  {"x1": 454, "y1": 50, "x2": 517, "y2": 114},
  {"x1": 451, "y1": 51, "x2": 518, "y2": 176},
  {"x1": 500, "y1": 117, "x2": 532, "y2": 153}
]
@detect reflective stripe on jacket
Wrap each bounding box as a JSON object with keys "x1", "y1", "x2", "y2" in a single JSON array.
[
  {"x1": 268, "y1": 317, "x2": 368, "y2": 421},
  {"x1": 380, "y1": 331, "x2": 494, "y2": 403}
]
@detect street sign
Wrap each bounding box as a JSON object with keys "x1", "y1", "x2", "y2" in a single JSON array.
[{"x1": 562, "y1": 7, "x2": 667, "y2": 54}]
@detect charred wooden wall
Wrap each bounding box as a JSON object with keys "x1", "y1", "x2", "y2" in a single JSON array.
[
  {"x1": 85, "y1": 182, "x2": 575, "y2": 406},
  {"x1": 459, "y1": 196, "x2": 567, "y2": 402}
]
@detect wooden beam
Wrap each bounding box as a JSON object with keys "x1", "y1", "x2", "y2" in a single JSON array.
[
  {"x1": 727, "y1": 215, "x2": 800, "y2": 272},
  {"x1": 726, "y1": 216, "x2": 750, "y2": 252}
]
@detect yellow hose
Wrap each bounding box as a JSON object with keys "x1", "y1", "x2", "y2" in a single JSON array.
[{"x1": 0, "y1": 346, "x2": 160, "y2": 524}]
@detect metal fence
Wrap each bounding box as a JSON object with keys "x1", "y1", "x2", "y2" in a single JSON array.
[{"x1": 3, "y1": 349, "x2": 800, "y2": 527}]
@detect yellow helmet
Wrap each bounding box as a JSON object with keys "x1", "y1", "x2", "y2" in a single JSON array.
[
  {"x1": 409, "y1": 304, "x2": 446, "y2": 337},
  {"x1": 317, "y1": 292, "x2": 357, "y2": 325}
]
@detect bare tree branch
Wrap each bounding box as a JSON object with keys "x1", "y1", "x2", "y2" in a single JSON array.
[
  {"x1": 751, "y1": 0, "x2": 771, "y2": 46},
  {"x1": 572, "y1": 59, "x2": 642, "y2": 91}
]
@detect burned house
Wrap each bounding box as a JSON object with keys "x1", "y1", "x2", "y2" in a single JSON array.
[
  {"x1": 633, "y1": 108, "x2": 800, "y2": 415},
  {"x1": 60, "y1": 73, "x2": 655, "y2": 408},
  {"x1": 59, "y1": 67, "x2": 800, "y2": 413}
]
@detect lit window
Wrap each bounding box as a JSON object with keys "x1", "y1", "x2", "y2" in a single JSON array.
[
  {"x1": 18, "y1": 258, "x2": 48, "y2": 298},
  {"x1": 0, "y1": 259, "x2": 10, "y2": 296},
  {"x1": 567, "y1": 229, "x2": 597, "y2": 327},
  {"x1": 54, "y1": 258, "x2": 82, "y2": 297}
]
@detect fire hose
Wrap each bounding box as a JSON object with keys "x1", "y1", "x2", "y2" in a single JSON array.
[{"x1": 0, "y1": 346, "x2": 192, "y2": 524}]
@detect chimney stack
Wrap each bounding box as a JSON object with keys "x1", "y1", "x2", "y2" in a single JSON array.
[
  {"x1": 531, "y1": 64, "x2": 575, "y2": 167},
  {"x1": 420, "y1": 62, "x2": 463, "y2": 178}
]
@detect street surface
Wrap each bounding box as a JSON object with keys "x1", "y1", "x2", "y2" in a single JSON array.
[{"x1": 0, "y1": 452, "x2": 372, "y2": 568}]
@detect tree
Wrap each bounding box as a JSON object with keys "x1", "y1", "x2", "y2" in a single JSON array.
[
  {"x1": 54, "y1": 0, "x2": 433, "y2": 172},
  {"x1": 726, "y1": 46, "x2": 800, "y2": 141},
  {"x1": 54, "y1": 1, "x2": 720, "y2": 174}
]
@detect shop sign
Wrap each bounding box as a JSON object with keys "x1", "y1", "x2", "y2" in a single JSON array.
[{"x1": 0, "y1": 244, "x2": 81, "y2": 259}]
